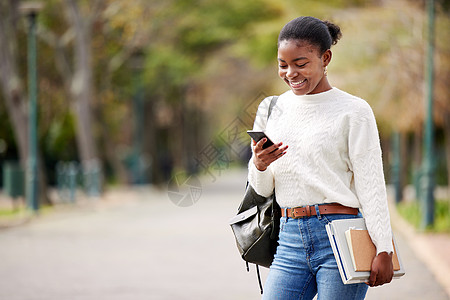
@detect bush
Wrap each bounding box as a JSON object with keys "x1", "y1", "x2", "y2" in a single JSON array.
[{"x1": 397, "y1": 199, "x2": 450, "y2": 233}]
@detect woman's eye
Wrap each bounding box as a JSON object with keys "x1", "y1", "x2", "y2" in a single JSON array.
[{"x1": 279, "y1": 63, "x2": 307, "y2": 69}]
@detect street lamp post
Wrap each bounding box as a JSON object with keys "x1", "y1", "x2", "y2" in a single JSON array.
[
  {"x1": 20, "y1": 2, "x2": 43, "y2": 212},
  {"x1": 392, "y1": 131, "x2": 402, "y2": 204},
  {"x1": 421, "y1": 0, "x2": 436, "y2": 228},
  {"x1": 129, "y1": 50, "x2": 147, "y2": 184}
]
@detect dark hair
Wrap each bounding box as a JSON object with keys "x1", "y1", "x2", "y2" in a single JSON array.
[{"x1": 278, "y1": 16, "x2": 342, "y2": 54}]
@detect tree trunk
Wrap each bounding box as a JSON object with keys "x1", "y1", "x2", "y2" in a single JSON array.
[
  {"x1": 444, "y1": 112, "x2": 450, "y2": 196},
  {"x1": 0, "y1": 0, "x2": 28, "y2": 167},
  {"x1": 0, "y1": 0, "x2": 51, "y2": 205},
  {"x1": 65, "y1": 0, "x2": 99, "y2": 169},
  {"x1": 412, "y1": 127, "x2": 423, "y2": 200},
  {"x1": 400, "y1": 131, "x2": 408, "y2": 198}
]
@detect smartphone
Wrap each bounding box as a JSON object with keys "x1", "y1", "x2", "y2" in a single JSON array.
[{"x1": 247, "y1": 130, "x2": 274, "y2": 149}]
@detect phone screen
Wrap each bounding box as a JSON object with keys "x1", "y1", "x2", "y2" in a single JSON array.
[{"x1": 247, "y1": 130, "x2": 274, "y2": 149}]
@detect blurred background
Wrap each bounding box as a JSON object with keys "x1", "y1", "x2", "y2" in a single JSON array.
[{"x1": 0, "y1": 0, "x2": 449, "y2": 299}]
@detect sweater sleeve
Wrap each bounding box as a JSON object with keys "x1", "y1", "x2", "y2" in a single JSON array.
[
  {"x1": 349, "y1": 105, "x2": 394, "y2": 255},
  {"x1": 247, "y1": 97, "x2": 275, "y2": 197}
]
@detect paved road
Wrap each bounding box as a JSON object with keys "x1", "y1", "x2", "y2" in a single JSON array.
[{"x1": 0, "y1": 169, "x2": 448, "y2": 300}]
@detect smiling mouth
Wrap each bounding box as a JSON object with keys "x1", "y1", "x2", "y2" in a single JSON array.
[{"x1": 288, "y1": 78, "x2": 307, "y2": 89}]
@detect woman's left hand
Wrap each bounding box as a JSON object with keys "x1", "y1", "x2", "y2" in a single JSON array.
[{"x1": 367, "y1": 252, "x2": 394, "y2": 287}]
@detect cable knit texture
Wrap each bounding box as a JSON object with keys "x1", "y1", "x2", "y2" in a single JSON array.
[{"x1": 248, "y1": 87, "x2": 394, "y2": 254}]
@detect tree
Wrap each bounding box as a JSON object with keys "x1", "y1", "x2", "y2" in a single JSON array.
[
  {"x1": 37, "y1": 0, "x2": 104, "y2": 193},
  {"x1": 0, "y1": 0, "x2": 51, "y2": 205},
  {"x1": 0, "y1": 0, "x2": 28, "y2": 168},
  {"x1": 64, "y1": 0, "x2": 102, "y2": 172}
]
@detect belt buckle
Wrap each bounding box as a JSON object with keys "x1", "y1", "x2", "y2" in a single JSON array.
[
  {"x1": 291, "y1": 206, "x2": 311, "y2": 218},
  {"x1": 290, "y1": 209, "x2": 296, "y2": 218}
]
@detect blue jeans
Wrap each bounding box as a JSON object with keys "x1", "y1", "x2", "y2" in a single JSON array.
[{"x1": 262, "y1": 208, "x2": 368, "y2": 300}]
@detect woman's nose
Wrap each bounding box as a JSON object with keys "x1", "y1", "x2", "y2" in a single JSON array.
[{"x1": 286, "y1": 67, "x2": 297, "y2": 78}]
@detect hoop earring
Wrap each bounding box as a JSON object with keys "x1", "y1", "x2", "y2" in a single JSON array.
[{"x1": 324, "y1": 67, "x2": 328, "y2": 76}]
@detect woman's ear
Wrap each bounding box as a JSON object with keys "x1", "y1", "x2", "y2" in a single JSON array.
[{"x1": 322, "y1": 49, "x2": 332, "y2": 67}]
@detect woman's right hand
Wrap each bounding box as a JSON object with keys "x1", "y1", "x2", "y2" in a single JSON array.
[{"x1": 252, "y1": 138, "x2": 288, "y2": 171}]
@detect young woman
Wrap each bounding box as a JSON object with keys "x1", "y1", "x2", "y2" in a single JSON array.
[{"x1": 248, "y1": 16, "x2": 394, "y2": 299}]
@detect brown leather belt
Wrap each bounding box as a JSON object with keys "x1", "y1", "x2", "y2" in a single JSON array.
[{"x1": 281, "y1": 203, "x2": 359, "y2": 219}]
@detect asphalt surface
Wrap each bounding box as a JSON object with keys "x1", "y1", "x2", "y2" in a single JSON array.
[{"x1": 0, "y1": 169, "x2": 448, "y2": 300}]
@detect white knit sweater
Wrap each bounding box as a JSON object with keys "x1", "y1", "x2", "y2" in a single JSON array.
[{"x1": 248, "y1": 87, "x2": 393, "y2": 254}]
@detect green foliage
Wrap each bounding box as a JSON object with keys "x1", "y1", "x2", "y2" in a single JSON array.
[
  {"x1": 45, "y1": 112, "x2": 77, "y2": 161},
  {"x1": 0, "y1": 206, "x2": 30, "y2": 218},
  {"x1": 232, "y1": 21, "x2": 280, "y2": 66},
  {"x1": 159, "y1": 0, "x2": 280, "y2": 55},
  {"x1": 143, "y1": 45, "x2": 196, "y2": 99},
  {"x1": 0, "y1": 204, "x2": 53, "y2": 220},
  {"x1": 143, "y1": 0, "x2": 281, "y2": 92},
  {"x1": 116, "y1": 0, "x2": 277, "y2": 73},
  {"x1": 39, "y1": 0, "x2": 68, "y2": 36},
  {"x1": 397, "y1": 199, "x2": 450, "y2": 233}
]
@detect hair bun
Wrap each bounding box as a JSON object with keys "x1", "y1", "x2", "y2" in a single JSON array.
[{"x1": 323, "y1": 20, "x2": 342, "y2": 45}]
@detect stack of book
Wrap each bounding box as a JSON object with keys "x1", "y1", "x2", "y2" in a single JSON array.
[{"x1": 325, "y1": 218, "x2": 405, "y2": 284}]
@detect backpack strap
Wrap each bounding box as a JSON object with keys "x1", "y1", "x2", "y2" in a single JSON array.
[
  {"x1": 267, "y1": 96, "x2": 279, "y2": 123},
  {"x1": 250, "y1": 95, "x2": 279, "y2": 295}
]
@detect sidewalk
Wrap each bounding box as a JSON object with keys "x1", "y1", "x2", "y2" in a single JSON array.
[{"x1": 388, "y1": 198, "x2": 450, "y2": 297}]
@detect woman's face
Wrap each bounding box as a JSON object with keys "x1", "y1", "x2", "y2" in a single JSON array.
[{"x1": 277, "y1": 39, "x2": 332, "y2": 95}]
